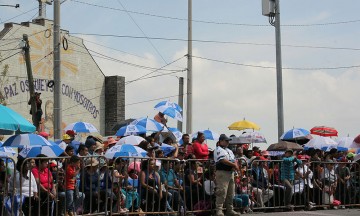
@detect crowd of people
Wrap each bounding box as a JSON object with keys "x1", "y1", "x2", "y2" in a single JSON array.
[{"x1": 1, "y1": 130, "x2": 360, "y2": 216}]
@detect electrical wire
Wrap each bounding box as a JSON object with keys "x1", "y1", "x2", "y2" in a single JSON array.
[
  {"x1": 0, "y1": 51, "x2": 22, "y2": 63},
  {"x1": 70, "y1": 0, "x2": 360, "y2": 27},
  {"x1": 67, "y1": 39, "x2": 184, "y2": 72},
  {"x1": 125, "y1": 55, "x2": 186, "y2": 85},
  {"x1": 116, "y1": 0, "x2": 169, "y2": 65},
  {"x1": 0, "y1": 7, "x2": 38, "y2": 25},
  {"x1": 192, "y1": 55, "x2": 360, "y2": 71},
  {"x1": 125, "y1": 93, "x2": 186, "y2": 106},
  {"x1": 70, "y1": 32, "x2": 360, "y2": 52}
]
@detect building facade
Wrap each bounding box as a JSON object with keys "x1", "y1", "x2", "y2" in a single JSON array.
[{"x1": 0, "y1": 19, "x2": 125, "y2": 137}]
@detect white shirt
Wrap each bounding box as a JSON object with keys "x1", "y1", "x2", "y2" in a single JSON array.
[
  {"x1": 58, "y1": 141, "x2": 67, "y2": 150},
  {"x1": 10, "y1": 171, "x2": 38, "y2": 197},
  {"x1": 214, "y1": 146, "x2": 235, "y2": 163}
]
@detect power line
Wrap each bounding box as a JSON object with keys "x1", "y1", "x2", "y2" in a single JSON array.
[
  {"x1": 192, "y1": 55, "x2": 360, "y2": 71},
  {"x1": 67, "y1": 38, "x2": 184, "y2": 72},
  {"x1": 116, "y1": 0, "x2": 169, "y2": 65},
  {"x1": 0, "y1": 7, "x2": 38, "y2": 25},
  {"x1": 0, "y1": 51, "x2": 22, "y2": 63},
  {"x1": 71, "y1": 0, "x2": 360, "y2": 27},
  {"x1": 125, "y1": 93, "x2": 186, "y2": 106},
  {"x1": 125, "y1": 55, "x2": 187, "y2": 85},
  {"x1": 71, "y1": 32, "x2": 360, "y2": 52}
]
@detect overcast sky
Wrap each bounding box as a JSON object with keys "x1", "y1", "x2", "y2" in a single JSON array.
[{"x1": 2, "y1": 0, "x2": 360, "y2": 148}]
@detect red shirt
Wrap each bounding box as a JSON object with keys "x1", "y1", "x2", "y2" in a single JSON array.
[
  {"x1": 66, "y1": 165, "x2": 77, "y2": 190},
  {"x1": 192, "y1": 141, "x2": 209, "y2": 160},
  {"x1": 185, "y1": 144, "x2": 194, "y2": 157},
  {"x1": 32, "y1": 167, "x2": 53, "y2": 190}
]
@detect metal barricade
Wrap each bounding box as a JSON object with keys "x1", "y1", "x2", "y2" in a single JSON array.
[{"x1": 0, "y1": 156, "x2": 16, "y2": 216}]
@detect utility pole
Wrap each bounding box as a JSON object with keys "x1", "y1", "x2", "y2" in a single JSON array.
[
  {"x1": 274, "y1": 0, "x2": 284, "y2": 140},
  {"x1": 177, "y1": 77, "x2": 184, "y2": 132},
  {"x1": 53, "y1": 0, "x2": 62, "y2": 140},
  {"x1": 186, "y1": 0, "x2": 193, "y2": 134},
  {"x1": 38, "y1": 0, "x2": 45, "y2": 18},
  {"x1": 22, "y1": 34, "x2": 38, "y2": 129}
]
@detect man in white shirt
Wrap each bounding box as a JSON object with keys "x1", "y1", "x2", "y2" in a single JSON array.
[{"x1": 214, "y1": 134, "x2": 241, "y2": 216}]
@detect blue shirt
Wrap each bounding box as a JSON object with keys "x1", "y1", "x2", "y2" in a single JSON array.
[
  {"x1": 281, "y1": 156, "x2": 302, "y2": 181},
  {"x1": 160, "y1": 168, "x2": 177, "y2": 187}
]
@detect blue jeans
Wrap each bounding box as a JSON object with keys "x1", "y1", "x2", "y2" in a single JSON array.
[
  {"x1": 233, "y1": 194, "x2": 249, "y2": 207},
  {"x1": 66, "y1": 189, "x2": 85, "y2": 212}
]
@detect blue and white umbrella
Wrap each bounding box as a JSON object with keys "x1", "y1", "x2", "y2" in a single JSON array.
[
  {"x1": 280, "y1": 128, "x2": 310, "y2": 140},
  {"x1": 0, "y1": 147, "x2": 17, "y2": 156},
  {"x1": 2, "y1": 134, "x2": 53, "y2": 147},
  {"x1": 168, "y1": 127, "x2": 183, "y2": 143},
  {"x1": 159, "y1": 143, "x2": 176, "y2": 156},
  {"x1": 117, "y1": 135, "x2": 145, "y2": 146},
  {"x1": 19, "y1": 145, "x2": 64, "y2": 158},
  {"x1": 130, "y1": 117, "x2": 166, "y2": 132},
  {"x1": 104, "y1": 144, "x2": 147, "y2": 159},
  {"x1": 336, "y1": 137, "x2": 355, "y2": 151},
  {"x1": 115, "y1": 125, "x2": 147, "y2": 136},
  {"x1": 192, "y1": 130, "x2": 219, "y2": 141},
  {"x1": 154, "y1": 101, "x2": 183, "y2": 122},
  {"x1": 304, "y1": 136, "x2": 337, "y2": 150},
  {"x1": 64, "y1": 122, "x2": 98, "y2": 133}
]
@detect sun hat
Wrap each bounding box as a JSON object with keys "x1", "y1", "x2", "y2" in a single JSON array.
[{"x1": 86, "y1": 158, "x2": 99, "y2": 167}]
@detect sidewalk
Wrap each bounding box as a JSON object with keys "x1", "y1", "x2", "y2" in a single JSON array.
[{"x1": 252, "y1": 209, "x2": 360, "y2": 216}]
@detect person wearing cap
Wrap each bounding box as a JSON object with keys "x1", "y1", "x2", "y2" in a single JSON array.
[
  {"x1": 38, "y1": 131, "x2": 49, "y2": 140},
  {"x1": 347, "y1": 152, "x2": 355, "y2": 161},
  {"x1": 281, "y1": 149, "x2": 302, "y2": 210},
  {"x1": 59, "y1": 134, "x2": 72, "y2": 153},
  {"x1": 83, "y1": 158, "x2": 101, "y2": 214},
  {"x1": 214, "y1": 134, "x2": 241, "y2": 216}
]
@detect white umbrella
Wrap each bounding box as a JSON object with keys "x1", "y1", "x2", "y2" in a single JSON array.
[
  {"x1": 304, "y1": 136, "x2": 337, "y2": 150},
  {"x1": 116, "y1": 135, "x2": 145, "y2": 146}
]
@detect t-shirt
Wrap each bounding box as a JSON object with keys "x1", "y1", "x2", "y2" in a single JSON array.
[
  {"x1": 66, "y1": 165, "x2": 77, "y2": 190},
  {"x1": 160, "y1": 168, "x2": 177, "y2": 187},
  {"x1": 10, "y1": 171, "x2": 38, "y2": 197},
  {"x1": 32, "y1": 167, "x2": 53, "y2": 190},
  {"x1": 58, "y1": 141, "x2": 67, "y2": 151},
  {"x1": 214, "y1": 146, "x2": 235, "y2": 171}
]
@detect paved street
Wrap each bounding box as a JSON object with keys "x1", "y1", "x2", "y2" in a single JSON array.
[{"x1": 252, "y1": 209, "x2": 360, "y2": 216}]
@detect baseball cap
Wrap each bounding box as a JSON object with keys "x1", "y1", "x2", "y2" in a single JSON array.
[
  {"x1": 219, "y1": 134, "x2": 231, "y2": 141},
  {"x1": 62, "y1": 134, "x2": 71, "y2": 140},
  {"x1": 66, "y1": 130, "x2": 76, "y2": 137},
  {"x1": 347, "y1": 152, "x2": 356, "y2": 158}
]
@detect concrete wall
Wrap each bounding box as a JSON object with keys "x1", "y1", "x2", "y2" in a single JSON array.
[{"x1": 0, "y1": 19, "x2": 114, "y2": 137}]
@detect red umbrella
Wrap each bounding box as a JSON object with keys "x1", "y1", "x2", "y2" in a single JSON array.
[
  {"x1": 354, "y1": 134, "x2": 360, "y2": 144},
  {"x1": 310, "y1": 126, "x2": 338, "y2": 137}
]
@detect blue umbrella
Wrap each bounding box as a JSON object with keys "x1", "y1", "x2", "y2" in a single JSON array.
[
  {"x1": 0, "y1": 104, "x2": 36, "y2": 133},
  {"x1": 104, "y1": 144, "x2": 147, "y2": 159},
  {"x1": 280, "y1": 128, "x2": 310, "y2": 140},
  {"x1": 154, "y1": 101, "x2": 183, "y2": 122},
  {"x1": 64, "y1": 122, "x2": 98, "y2": 133},
  {"x1": 192, "y1": 130, "x2": 219, "y2": 141},
  {"x1": 2, "y1": 134, "x2": 53, "y2": 147},
  {"x1": 115, "y1": 125, "x2": 147, "y2": 136},
  {"x1": 19, "y1": 145, "x2": 64, "y2": 158},
  {"x1": 168, "y1": 127, "x2": 183, "y2": 143},
  {"x1": 130, "y1": 117, "x2": 166, "y2": 132},
  {"x1": 158, "y1": 143, "x2": 176, "y2": 156},
  {"x1": 0, "y1": 147, "x2": 17, "y2": 156}
]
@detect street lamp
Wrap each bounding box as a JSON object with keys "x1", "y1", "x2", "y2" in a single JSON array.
[{"x1": 0, "y1": 4, "x2": 20, "y2": 8}]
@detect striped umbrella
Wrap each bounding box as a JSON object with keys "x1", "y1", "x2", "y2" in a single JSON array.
[
  {"x1": 192, "y1": 130, "x2": 219, "y2": 141},
  {"x1": 281, "y1": 128, "x2": 310, "y2": 140},
  {"x1": 310, "y1": 126, "x2": 338, "y2": 137},
  {"x1": 64, "y1": 122, "x2": 98, "y2": 133},
  {"x1": 115, "y1": 125, "x2": 147, "y2": 136},
  {"x1": 2, "y1": 134, "x2": 53, "y2": 147},
  {"x1": 130, "y1": 117, "x2": 166, "y2": 132},
  {"x1": 116, "y1": 135, "x2": 145, "y2": 146},
  {"x1": 154, "y1": 101, "x2": 183, "y2": 121},
  {"x1": 19, "y1": 145, "x2": 64, "y2": 158},
  {"x1": 304, "y1": 136, "x2": 337, "y2": 150},
  {"x1": 104, "y1": 144, "x2": 147, "y2": 159}
]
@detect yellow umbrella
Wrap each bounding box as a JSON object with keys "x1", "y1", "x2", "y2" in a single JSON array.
[{"x1": 228, "y1": 119, "x2": 260, "y2": 131}]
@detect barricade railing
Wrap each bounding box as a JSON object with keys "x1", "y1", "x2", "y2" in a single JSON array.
[
  {"x1": 0, "y1": 156, "x2": 16, "y2": 216},
  {"x1": 13, "y1": 155, "x2": 360, "y2": 215},
  {"x1": 247, "y1": 159, "x2": 360, "y2": 211}
]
